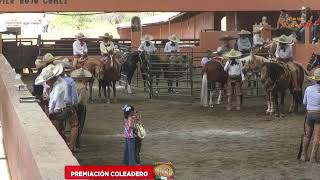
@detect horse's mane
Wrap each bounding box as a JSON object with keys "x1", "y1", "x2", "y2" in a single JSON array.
[{"x1": 264, "y1": 63, "x2": 285, "y2": 81}]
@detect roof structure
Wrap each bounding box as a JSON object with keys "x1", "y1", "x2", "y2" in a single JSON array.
[{"x1": 1, "y1": 0, "x2": 319, "y2": 12}]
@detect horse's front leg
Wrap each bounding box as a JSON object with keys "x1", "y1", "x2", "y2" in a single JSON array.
[
  {"x1": 106, "y1": 83, "x2": 111, "y2": 104},
  {"x1": 113, "y1": 81, "x2": 117, "y2": 103},
  {"x1": 288, "y1": 91, "x2": 295, "y2": 114},
  {"x1": 98, "y1": 80, "x2": 102, "y2": 99},
  {"x1": 274, "y1": 93, "x2": 280, "y2": 117},
  {"x1": 280, "y1": 91, "x2": 286, "y2": 117},
  {"x1": 89, "y1": 80, "x2": 94, "y2": 101}
]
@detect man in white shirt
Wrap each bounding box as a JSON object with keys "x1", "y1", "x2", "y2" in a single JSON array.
[
  {"x1": 223, "y1": 49, "x2": 245, "y2": 111},
  {"x1": 201, "y1": 50, "x2": 214, "y2": 67},
  {"x1": 164, "y1": 34, "x2": 180, "y2": 53},
  {"x1": 237, "y1": 30, "x2": 252, "y2": 55},
  {"x1": 35, "y1": 64, "x2": 68, "y2": 142},
  {"x1": 138, "y1": 34, "x2": 157, "y2": 54},
  {"x1": 273, "y1": 34, "x2": 299, "y2": 91},
  {"x1": 73, "y1": 32, "x2": 88, "y2": 68},
  {"x1": 253, "y1": 27, "x2": 264, "y2": 47},
  {"x1": 100, "y1": 33, "x2": 116, "y2": 56}
]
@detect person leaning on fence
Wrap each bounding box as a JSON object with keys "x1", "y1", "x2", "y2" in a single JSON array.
[
  {"x1": 73, "y1": 32, "x2": 88, "y2": 68},
  {"x1": 70, "y1": 68, "x2": 92, "y2": 148},
  {"x1": 164, "y1": 34, "x2": 180, "y2": 54},
  {"x1": 138, "y1": 34, "x2": 157, "y2": 54},
  {"x1": 217, "y1": 35, "x2": 235, "y2": 55},
  {"x1": 224, "y1": 49, "x2": 245, "y2": 111},
  {"x1": 300, "y1": 68, "x2": 320, "y2": 162},
  {"x1": 253, "y1": 27, "x2": 264, "y2": 48},
  {"x1": 32, "y1": 53, "x2": 61, "y2": 110},
  {"x1": 54, "y1": 59, "x2": 80, "y2": 153},
  {"x1": 236, "y1": 30, "x2": 252, "y2": 56},
  {"x1": 123, "y1": 104, "x2": 138, "y2": 166},
  {"x1": 35, "y1": 64, "x2": 68, "y2": 142}
]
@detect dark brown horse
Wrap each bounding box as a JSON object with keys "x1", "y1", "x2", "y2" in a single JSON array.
[
  {"x1": 307, "y1": 53, "x2": 320, "y2": 71},
  {"x1": 99, "y1": 52, "x2": 121, "y2": 103},
  {"x1": 201, "y1": 60, "x2": 228, "y2": 107}
]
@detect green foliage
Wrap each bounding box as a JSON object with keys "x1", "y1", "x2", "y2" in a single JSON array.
[{"x1": 50, "y1": 12, "x2": 162, "y2": 30}]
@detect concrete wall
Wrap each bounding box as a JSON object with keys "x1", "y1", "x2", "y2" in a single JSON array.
[
  {"x1": 294, "y1": 44, "x2": 320, "y2": 67},
  {"x1": 0, "y1": 55, "x2": 79, "y2": 180},
  {"x1": 118, "y1": 12, "x2": 215, "y2": 39},
  {"x1": 200, "y1": 30, "x2": 239, "y2": 51}
]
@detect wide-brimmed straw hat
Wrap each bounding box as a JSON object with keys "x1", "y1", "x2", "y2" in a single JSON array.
[
  {"x1": 75, "y1": 32, "x2": 86, "y2": 39},
  {"x1": 99, "y1": 33, "x2": 111, "y2": 39},
  {"x1": 32, "y1": 53, "x2": 63, "y2": 70},
  {"x1": 53, "y1": 58, "x2": 74, "y2": 71},
  {"x1": 219, "y1": 35, "x2": 236, "y2": 41},
  {"x1": 253, "y1": 27, "x2": 263, "y2": 33},
  {"x1": 238, "y1": 30, "x2": 251, "y2": 35},
  {"x1": 168, "y1": 34, "x2": 180, "y2": 43},
  {"x1": 273, "y1": 35, "x2": 293, "y2": 44},
  {"x1": 70, "y1": 68, "x2": 92, "y2": 79},
  {"x1": 308, "y1": 68, "x2": 320, "y2": 81},
  {"x1": 223, "y1": 49, "x2": 242, "y2": 58},
  {"x1": 141, "y1": 34, "x2": 154, "y2": 41},
  {"x1": 35, "y1": 64, "x2": 64, "y2": 85}
]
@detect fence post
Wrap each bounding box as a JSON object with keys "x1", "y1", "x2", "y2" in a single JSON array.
[
  {"x1": 190, "y1": 51, "x2": 194, "y2": 97},
  {"x1": 37, "y1": 34, "x2": 42, "y2": 56},
  {"x1": 0, "y1": 33, "x2": 2, "y2": 54}
]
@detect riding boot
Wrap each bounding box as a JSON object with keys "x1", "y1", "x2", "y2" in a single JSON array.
[
  {"x1": 236, "y1": 96, "x2": 241, "y2": 111},
  {"x1": 310, "y1": 125, "x2": 320, "y2": 163},
  {"x1": 226, "y1": 96, "x2": 232, "y2": 111}
]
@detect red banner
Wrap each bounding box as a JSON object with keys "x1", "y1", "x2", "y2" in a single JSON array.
[{"x1": 65, "y1": 166, "x2": 154, "y2": 179}]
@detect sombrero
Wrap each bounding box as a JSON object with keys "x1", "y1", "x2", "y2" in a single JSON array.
[
  {"x1": 53, "y1": 58, "x2": 74, "y2": 71},
  {"x1": 307, "y1": 68, "x2": 320, "y2": 81},
  {"x1": 32, "y1": 53, "x2": 63, "y2": 70},
  {"x1": 168, "y1": 34, "x2": 180, "y2": 43},
  {"x1": 99, "y1": 33, "x2": 111, "y2": 39},
  {"x1": 219, "y1": 35, "x2": 236, "y2": 41},
  {"x1": 141, "y1": 34, "x2": 154, "y2": 41},
  {"x1": 238, "y1": 30, "x2": 251, "y2": 35},
  {"x1": 273, "y1": 35, "x2": 293, "y2": 44},
  {"x1": 75, "y1": 32, "x2": 87, "y2": 39},
  {"x1": 223, "y1": 49, "x2": 242, "y2": 58},
  {"x1": 34, "y1": 64, "x2": 64, "y2": 85},
  {"x1": 253, "y1": 27, "x2": 262, "y2": 33},
  {"x1": 70, "y1": 68, "x2": 92, "y2": 79}
]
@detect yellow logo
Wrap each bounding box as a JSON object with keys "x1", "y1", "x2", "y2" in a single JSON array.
[{"x1": 154, "y1": 162, "x2": 175, "y2": 177}]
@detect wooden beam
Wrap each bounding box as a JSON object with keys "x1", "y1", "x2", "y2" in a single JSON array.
[{"x1": 0, "y1": 33, "x2": 2, "y2": 54}]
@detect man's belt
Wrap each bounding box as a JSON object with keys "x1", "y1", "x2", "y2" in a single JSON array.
[{"x1": 53, "y1": 108, "x2": 66, "y2": 114}]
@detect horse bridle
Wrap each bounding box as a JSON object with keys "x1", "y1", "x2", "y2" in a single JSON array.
[{"x1": 308, "y1": 54, "x2": 320, "y2": 69}]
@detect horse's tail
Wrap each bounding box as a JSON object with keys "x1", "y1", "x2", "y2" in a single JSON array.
[{"x1": 201, "y1": 72, "x2": 208, "y2": 107}]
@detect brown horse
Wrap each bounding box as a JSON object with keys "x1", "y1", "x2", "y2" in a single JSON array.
[
  {"x1": 99, "y1": 52, "x2": 121, "y2": 103},
  {"x1": 81, "y1": 57, "x2": 103, "y2": 101},
  {"x1": 242, "y1": 52, "x2": 306, "y2": 116},
  {"x1": 201, "y1": 60, "x2": 228, "y2": 107}
]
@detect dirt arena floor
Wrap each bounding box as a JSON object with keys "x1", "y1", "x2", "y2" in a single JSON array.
[{"x1": 23, "y1": 76, "x2": 320, "y2": 180}]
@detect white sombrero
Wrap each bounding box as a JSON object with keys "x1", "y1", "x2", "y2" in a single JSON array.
[
  {"x1": 308, "y1": 68, "x2": 320, "y2": 81},
  {"x1": 238, "y1": 30, "x2": 251, "y2": 35},
  {"x1": 75, "y1": 32, "x2": 87, "y2": 39},
  {"x1": 71, "y1": 68, "x2": 92, "y2": 79},
  {"x1": 168, "y1": 34, "x2": 180, "y2": 43},
  {"x1": 32, "y1": 53, "x2": 63, "y2": 70},
  {"x1": 53, "y1": 58, "x2": 74, "y2": 71},
  {"x1": 273, "y1": 35, "x2": 293, "y2": 44},
  {"x1": 99, "y1": 33, "x2": 111, "y2": 39},
  {"x1": 253, "y1": 27, "x2": 263, "y2": 33},
  {"x1": 34, "y1": 64, "x2": 64, "y2": 85},
  {"x1": 223, "y1": 49, "x2": 242, "y2": 58},
  {"x1": 141, "y1": 34, "x2": 154, "y2": 41}
]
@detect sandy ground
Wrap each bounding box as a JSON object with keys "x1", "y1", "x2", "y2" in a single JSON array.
[{"x1": 23, "y1": 75, "x2": 320, "y2": 180}]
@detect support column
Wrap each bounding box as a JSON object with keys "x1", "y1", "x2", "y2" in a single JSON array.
[
  {"x1": 0, "y1": 33, "x2": 2, "y2": 54},
  {"x1": 226, "y1": 12, "x2": 238, "y2": 31}
]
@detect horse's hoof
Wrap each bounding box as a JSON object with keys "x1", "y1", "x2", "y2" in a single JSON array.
[
  {"x1": 280, "y1": 114, "x2": 285, "y2": 118},
  {"x1": 203, "y1": 104, "x2": 208, "y2": 107},
  {"x1": 210, "y1": 104, "x2": 214, "y2": 108},
  {"x1": 275, "y1": 113, "x2": 280, "y2": 117}
]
